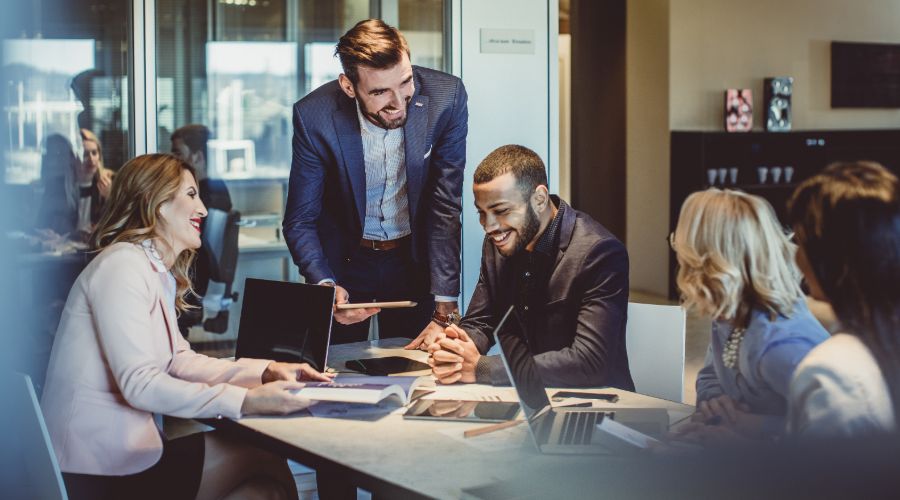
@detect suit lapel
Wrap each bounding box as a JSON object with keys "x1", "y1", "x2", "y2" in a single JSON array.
[
  {"x1": 404, "y1": 91, "x2": 430, "y2": 223},
  {"x1": 333, "y1": 98, "x2": 367, "y2": 229},
  {"x1": 554, "y1": 199, "x2": 576, "y2": 269}
]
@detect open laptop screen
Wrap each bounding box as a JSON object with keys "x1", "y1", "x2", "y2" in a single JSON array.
[
  {"x1": 492, "y1": 306, "x2": 552, "y2": 419},
  {"x1": 235, "y1": 278, "x2": 335, "y2": 371}
]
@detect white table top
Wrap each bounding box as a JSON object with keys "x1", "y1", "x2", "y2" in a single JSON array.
[{"x1": 212, "y1": 338, "x2": 694, "y2": 499}]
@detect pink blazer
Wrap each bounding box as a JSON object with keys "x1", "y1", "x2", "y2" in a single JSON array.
[{"x1": 41, "y1": 242, "x2": 270, "y2": 476}]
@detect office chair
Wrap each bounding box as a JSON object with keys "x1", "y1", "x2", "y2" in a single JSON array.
[
  {"x1": 199, "y1": 208, "x2": 241, "y2": 334},
  {"x1": 626, "y1": 302, "x2": 687, "y2": 403},
  {"x1": 1, "y1": 373, "x2": 68, "y2": 499}
]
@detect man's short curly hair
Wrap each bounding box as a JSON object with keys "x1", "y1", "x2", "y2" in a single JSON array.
[{"x1": 473, "y1": 145, "x2": 548, "y2": 200}]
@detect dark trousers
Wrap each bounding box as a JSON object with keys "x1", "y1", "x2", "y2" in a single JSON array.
[{"x1": 331, "y1": 243, "x2": 434, "y2": 344}]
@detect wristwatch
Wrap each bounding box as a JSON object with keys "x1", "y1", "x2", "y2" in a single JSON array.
[{"x1": 431, "y1": 309, "x2": 461, "y2": 328}]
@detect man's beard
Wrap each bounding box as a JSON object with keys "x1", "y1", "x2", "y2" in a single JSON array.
[
  {"x1": 507, "y1": 205, "x2": 542, "y2": 257},
  {"x1": 358, "y1": 97, "x2": 410, "y2": 130}
]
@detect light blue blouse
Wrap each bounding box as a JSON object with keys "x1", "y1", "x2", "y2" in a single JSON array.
[{"x1": 696, "y1": 299, "x2": 829, "y2": 418}]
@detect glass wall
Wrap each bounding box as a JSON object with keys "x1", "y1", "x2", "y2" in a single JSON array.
[
  {"x1": 155, "y1": 0, "x2": 447, "y2": 212},
  {"x1": 2, "y1": 0, "x2": 130, "y2": 225},
  {"x1": 1, "y1": 0, "x2": 131, "y2": 384}
]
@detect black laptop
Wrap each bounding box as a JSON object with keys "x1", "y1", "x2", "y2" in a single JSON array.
[{"x1": 235, "y1": 278, "x2": 335, "y2": 372}]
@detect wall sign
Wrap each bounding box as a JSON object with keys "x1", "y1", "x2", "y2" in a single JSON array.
[{"x1": 479, "y1": 29, "x2": 535, "y2": 54}]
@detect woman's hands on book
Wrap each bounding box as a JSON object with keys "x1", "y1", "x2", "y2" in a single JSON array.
[
  {"x1": 262, "y1": 361, "x2": 334, "y2": 383},
  {"x1": 242, "y1": 362, "x2": 334, "y2": 416},
  {"x1": 242, "y1": 381, "x2": 311, "y2": 415}
]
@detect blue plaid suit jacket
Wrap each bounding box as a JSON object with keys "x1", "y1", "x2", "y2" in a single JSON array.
[{"x1": 283, "y1": 66, "x2": 468, "y2": 297}]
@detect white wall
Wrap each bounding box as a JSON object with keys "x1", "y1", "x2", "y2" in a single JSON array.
[
  {"x1": 670, "y1": 0, "x2": 900, "y2": 131},
  {"x1": 627, "y1": 0, "x2": 900, "y2": 296},
  {"x1": 453, "y1": 0, "x2": 559, "y2": 311}
]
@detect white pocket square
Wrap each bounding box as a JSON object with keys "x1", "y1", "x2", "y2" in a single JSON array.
[{"x1": 423, "y1": 145, "x2": 433, "y2": 159}]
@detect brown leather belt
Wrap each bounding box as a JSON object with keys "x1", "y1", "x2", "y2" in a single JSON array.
[{"x1": 359, "y1": 236, "x2": 409, "y2": 251}]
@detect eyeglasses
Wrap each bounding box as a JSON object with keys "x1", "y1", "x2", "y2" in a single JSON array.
[{"x1": 667, "y1": 232, "x2": 676, "y2": 250}]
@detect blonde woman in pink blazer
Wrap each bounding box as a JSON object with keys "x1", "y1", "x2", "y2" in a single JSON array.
[{"x1": 41, "y1": 154, "x2": 331, "y2": 500}]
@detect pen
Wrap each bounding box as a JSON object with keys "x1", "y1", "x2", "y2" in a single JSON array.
[{"x1": 463, "y1": 419, "x2": 523, "y2": 438}]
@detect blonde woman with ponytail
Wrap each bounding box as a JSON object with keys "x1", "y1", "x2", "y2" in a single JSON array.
[
  {"x1": 41, "y1": 154, "x2": 331, "y2": 500},
  {"x1": 672, "y1": 189, "x2": 828, "y2": 441}
]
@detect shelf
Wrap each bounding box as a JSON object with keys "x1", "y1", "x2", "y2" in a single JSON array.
[{"x1": 707, "y1": 183, "x2": 799, "y2": 191}]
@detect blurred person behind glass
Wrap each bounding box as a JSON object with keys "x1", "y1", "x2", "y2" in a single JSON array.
[
  {"x1": 787, "y1": 161, "x2": 899, "y2": 437},
  {"x1": 170, "y1": 124, "x2": 232, "y2": 336},
  {"x1": 36, "y1": 130, "x2": 112, "y2": 243},
  {"x1": 671, "y1": 189, "x2": 828, "y2": 442},
  {"x1": 41, "y1": 153, "x2": 330, "y2": 500}
]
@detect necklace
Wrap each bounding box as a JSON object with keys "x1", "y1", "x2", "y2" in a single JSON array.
[{"x1": 722, "y1": 327, "x2": 747, "y2": 370}]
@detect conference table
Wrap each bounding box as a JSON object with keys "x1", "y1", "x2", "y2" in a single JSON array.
[{"x1": 204, "y1": 338, "x2": 694, "y2": 499}]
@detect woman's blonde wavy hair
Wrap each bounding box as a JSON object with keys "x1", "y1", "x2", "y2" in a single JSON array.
[
  {"x1": 91, "y1": 154, "x2": 198, "y2": 312},
  {"x1": 673, "y1": 188, "x2": 803, "y2": 327}
]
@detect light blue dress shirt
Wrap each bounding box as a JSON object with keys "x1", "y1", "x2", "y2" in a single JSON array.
[
  {"x1": 696, "y1": 299, "x2": 829, "y2": 431},
  {"x1": 357, "y1": 102, "x2": 412, "y2": 241}
]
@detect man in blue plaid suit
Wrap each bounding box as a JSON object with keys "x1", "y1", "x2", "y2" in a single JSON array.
[{"x1": 284, "y1": 19, "x2": 468, "y2": 348}]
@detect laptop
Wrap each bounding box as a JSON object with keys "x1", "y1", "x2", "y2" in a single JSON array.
[
  {"x1": 235, "y1": 278, "x2": 336, "y2": 372},
  {"x1": 493, "y1": 306, "x2": 669, "y2": 454}
]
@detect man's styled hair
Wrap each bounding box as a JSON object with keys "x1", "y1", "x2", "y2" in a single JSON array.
[
  {"x1": 335, "y1": 19, "x2": 410, "y2": 85},
  {"x1": 673, "y1": 188, "x2": 803, "y2": 329},
  {"x1": 473, "y1": 145, "x2": 548, "y2": 200},
  {"x1": 171, "y1": 124, "x2": 211, "y2": 161}
]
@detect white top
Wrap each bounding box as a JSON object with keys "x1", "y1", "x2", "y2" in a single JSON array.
[{"x1": 787, "y1": 333, "x2": 895, "y2": 437}]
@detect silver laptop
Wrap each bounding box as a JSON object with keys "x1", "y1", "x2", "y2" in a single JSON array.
[{"x1": 493, "y1": 306, "x2": 669, "y2": 454}]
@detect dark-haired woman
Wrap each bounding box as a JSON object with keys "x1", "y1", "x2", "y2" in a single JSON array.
[{"x1": 787, "y1": 161, "x2": 898, "y2": 437}]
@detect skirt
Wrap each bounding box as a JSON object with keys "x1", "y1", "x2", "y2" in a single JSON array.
[{"x1": 62, "y1": 431, "x2": 205, "y2": 500}]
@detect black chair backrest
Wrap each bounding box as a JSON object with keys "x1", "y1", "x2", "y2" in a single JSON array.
[{"x1": 201, "y1": 208, "x2": 240, "y2": 285}]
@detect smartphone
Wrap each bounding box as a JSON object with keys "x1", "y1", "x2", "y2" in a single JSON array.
[
  {"x1": 335, "y1": 301, "x2": 417, "y2": 310},
  {"x1": 344, "y1": 356, "x2": 431, "y2": 376},
  {"x1": 551, "y1": 391, "x2": 619, "y2": 403}
]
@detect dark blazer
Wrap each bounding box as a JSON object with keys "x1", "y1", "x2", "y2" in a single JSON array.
[
  {"x1": 283, "y1": 66, "x2": 468, "y2": 297},
  {"x1": 461, "y1": 198, "x2": 635, "y2": 390}
]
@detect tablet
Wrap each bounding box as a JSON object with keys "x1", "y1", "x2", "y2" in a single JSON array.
[
  {"x1": 335, "y1": 301, "x2": 417, "y2": 310},
  {"x1": 403, "y1": 399, "x2": 521, "y2": 423}
]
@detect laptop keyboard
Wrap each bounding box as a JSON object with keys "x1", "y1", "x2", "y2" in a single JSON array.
[{"x1": 560, "y1": 411, "x2": 601, "y2": 445}]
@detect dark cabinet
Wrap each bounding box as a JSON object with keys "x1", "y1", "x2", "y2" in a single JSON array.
[{"x1": 668, "y1": 129, "x2": 900, "y2": 298}]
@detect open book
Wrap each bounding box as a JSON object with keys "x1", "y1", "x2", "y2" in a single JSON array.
[{"x1": 293, "y1": 375, "x2": 433, "y2": 405}]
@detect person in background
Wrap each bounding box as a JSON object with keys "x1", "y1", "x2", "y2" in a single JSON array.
[
  {"x1": 41, "y1": 154, "x2": 331, "y2": 500},
  {"x1": 284, "y1": 19, "x2": 468, "y2": 346},
  {"x1": 671, "y1": 189, "x2": 828, "y2": 441},
  {"x1": 36, "y1": 130, "x2": 112, "y2": 240},
  {"x1": 171, "y1": 124, "x2": 232, "y2": 214},
  {"x1": 786, "y1": 161, "x2": 899, "y2": 437},
  {"x1": 427, "y1": 145, "x2": 634, "y2": 389},
  {"x1": 171, "y1": 124, "x2": 232, "y2": 336}
]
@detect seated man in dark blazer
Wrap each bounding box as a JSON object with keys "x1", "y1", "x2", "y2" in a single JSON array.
[{"x1": 428, "y1": 145, "x2": 634, "y2": 389}]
